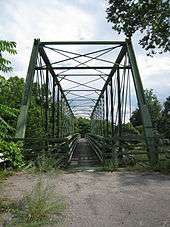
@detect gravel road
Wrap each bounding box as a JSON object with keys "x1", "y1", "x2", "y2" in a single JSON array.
[{"x1": 1, "y1": 171, "x2": 170, "y2": 227}]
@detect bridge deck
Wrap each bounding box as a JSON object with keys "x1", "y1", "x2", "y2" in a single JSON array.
[{"x1": 70, "y1": 138, "x2": 100, "y2": 167}]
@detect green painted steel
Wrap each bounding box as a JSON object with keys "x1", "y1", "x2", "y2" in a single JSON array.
[
  {"x1": 14, "y1": 39, "x2": 158, "y2": 166},
  {"x1": 126, "y1": 39, "x2": 158, "y2": 165},
  {"x1": 40, "y1": 41, "x2": 125, "y2": 45},
  {"x1": 15, "y1": 39, "x2": 40, "y2": 138}
]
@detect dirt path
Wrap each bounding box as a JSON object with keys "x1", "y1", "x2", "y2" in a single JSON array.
[{"x1": 1, "y1": 171, "x2": 170, "y2": 227}]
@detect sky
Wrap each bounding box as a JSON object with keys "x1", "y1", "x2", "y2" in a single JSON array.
[{"x1": 1, "y1": 0, "x2": 170, "y2": 105}]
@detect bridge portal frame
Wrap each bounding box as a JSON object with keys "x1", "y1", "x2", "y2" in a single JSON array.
[{"x1": 15, "y1": 39, "x2": 158, "y2": 166}]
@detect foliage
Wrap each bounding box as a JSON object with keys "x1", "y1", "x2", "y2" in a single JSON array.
[
  {"x1": 163, "y1": 96, "x2": 170, "y2": 115},
  {"x1": 0, "y1": 40, "x2": 17, "y2": 72},
  {"x1": 158, "y1": 96, "x2": 170, "y2": 139},
  {"x1": 0, "y1": 76, "x2": 24, "y2": 109},
  {"x1": 75, "y1": 117, "x2": 91, "y2": 136},
  {"x1": 8, "y1": 179, "x2": 65, "y2": 226},
  {"x1": 106, "y1": 0, "x2": 170, "y2": 55},
  {"x1": 0, "y1": 170, "x2": 13, "y2": 182},
  {"x1": 130, "y1": 89, "x2": 161, "y2": 129},
  {"x1": 28, "y1": 151, "x2": 62, "y2": 173},
  {"x1": 0, "y1": 140, "x2": 24, "y2": 169},
  {"x1": 26, "y1": 103, "x2": 45, "y2": 138},
  {"x1": 122, "y1": 122, "x2": 140, "y2": 135},
  {"x1": 0, "y1": 197, "x2": 17, "y2": 220},
  {"x1": 0, "y1": 104, "x2": 24, "y2": 169},
  {"x1": 0, "y1": 104, "x2": 18, "y2": 138},
  {"x1": 0, "y1": 42, "x2": 24, "y2": 169},
  {"x1": 101, "y1": 159, "x2": 118, "y2": 172},
  {"x1": 158, "y1": 160, "x2": 170, "y2": 173}
]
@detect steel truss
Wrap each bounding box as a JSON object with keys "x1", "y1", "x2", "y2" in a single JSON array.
[{"x1": 15, "y1": 39, "x2": 158, "y2": 165}]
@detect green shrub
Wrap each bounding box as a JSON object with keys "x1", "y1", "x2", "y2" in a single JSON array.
[
  {"x1": 101, "y1": 159, "x2": 118, "y2": 172},
  {"x1": 154, "y1": 160, "x2": 170, "y2": 173},
  {"x1": 0, "y1": 170, "x2": 13, "y2": 182},
  {"x1": 35, "y1": 153, "x2": 60, "y2": 173},
  {"x1": 25, "y1": 151, "x2": 62, "y2": 174},
  {"x1": 0, "y1": 103, "x2": 24, "y2": 169},
  {"x1": 0, "y1": 140, "x2": 24, "y2": 169}
]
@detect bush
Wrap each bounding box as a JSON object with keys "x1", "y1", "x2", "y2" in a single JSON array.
[
  {"x1": 35, "y1": 152, "x2": 60, "y2": 173},
  {"x1": 0, "y1": 140, "x2": 24, "y2": 169},
  {"x1": 101, "y1": 159, "x2": 118, "y2": 172}
]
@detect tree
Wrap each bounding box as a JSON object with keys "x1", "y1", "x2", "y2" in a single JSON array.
[
  {"x1": 75, "y1": 117, "x2": 91, "y2": 136},
  {"x1": 0, "y1": 41, "x2": 24, "y2": 168},
  {"x1": 158, "y1": 96, "x2": 170, "y2": 138},
  {"x1": 0, "y1": 76, "x2": 24, "y2": 109},
  {"x1": 0, "y1": 40, "x2": 17, "y2": 72},
  {"x1": 130, "y1": 89, "x2": 161, "y2": 129},
  {"x1": 163, "y1": 96, "x2": 170, "y2": 115},
  {"x1": 0, "y1": 41, "x2": 18, "y2": 129},
  {"x1": 0, "y1": 41, "x2": 18, "y2": 130},
  {"x1": 106, "y1": 0, "x2": 170, "y2": 55}
]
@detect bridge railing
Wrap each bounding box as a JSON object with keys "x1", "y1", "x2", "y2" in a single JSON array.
[
  {"x1": 90, "y1": 39, "x2": 159, "y2": 166},
  {"x1": 11, "y1": 133, "x2": 80, "y2": 167},
  {"x1": 87, "y1": 131, "x2": 170, "y2": 167},
  {"x1": 86, "y1": 134, "x2": 105, "y2": 163}
]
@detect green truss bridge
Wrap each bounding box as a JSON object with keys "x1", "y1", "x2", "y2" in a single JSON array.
[{"x1": 15, "y1": 39, "x2": 169, "y2": 168}]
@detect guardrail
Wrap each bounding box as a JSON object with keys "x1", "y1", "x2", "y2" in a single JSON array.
[
  {"x1": 67, "y1": 134, "x2": 81, "y2": 163},
  {"x1": 6, "y1": 134, "x2": 80, "y2": 167},
  {"x1": 87, "y1": 133, "x2": 170, "y2": 166},
  {"x1": 86, "y1": 134, "x2": 105, "y2": 163}
]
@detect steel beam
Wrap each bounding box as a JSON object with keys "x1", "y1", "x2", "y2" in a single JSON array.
[
  {"x1": 126, "y1": 38, "x2": 158, "y2": 165},
  {"x1": 15, "y1": 39, "x2": 40, "y2": 138},
  {"x1": 117, "y1": 69, "x2": 123, "y2": 162},
  {"x1": 105, "y1": 88, "x2": 109, "y2": 137},
  {"x1": 45, "y1": 69, "x2": 49, "y2": 134},
  {"x1": 57, "y1": 74, "x2": 108, "y2": 77},
  {"x1": 56, "y1": 86, "x2": 60, "y2": 137},
  {"x1": 38, "y1": 47, "x2": 74, "y2": 117},
  {"x1": 110, "y1": 77, "x2": 114, "y2": 137},
  {"x1": 64, "y1": 89, "x2": 101, "y2": 92},
  {"x1": 91, "y1": 44, "x2": 127, "y2": 117},
  {"x1": 52, "y1": 76, "x2": 55, "y2": 136},
  {"x1": 40, "y1": 41, "x2": 125, "y2": 45},
  {"x1": 36, "y1": 66, "x2": 131, "y2": 70}
]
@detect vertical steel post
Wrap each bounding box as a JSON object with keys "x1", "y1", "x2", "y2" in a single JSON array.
[
  {"x1": 102, "y1": 96, "x2": 105, "y2": 136},
  {"x1": 60, "y1": 94, "x2": 63, "y2": 138},
  {"x1": 45, "y1": 69, "x2": 49, "y2": 135},
  {"x1": 126, "y1": 39, "x2": 158, "y2": 165},
  {"x1": 106, "y1": 87, "x2": 109, "y2": 137},
  {"x1": 117, "y1": 68, "x2": 123, "y2": 161},
  {"x1": 99, "y1": 100, "x2": 102, "y2": 136},
  {"x1": 52, "y1": 76, "x2": 55, "y2": 137},
  {"x1": 91, "y1": 116, "x2": 93, "y2": 133},
  {"x1": 97, "y1": 107, "x2": 99, "y2": 135},
  {"x1": 57, "y1": 86, "x2": 60, "y2": 138},
  {"x1": 117, "y1": 69, "x2": 122, "y2": 136},
  {"x1": 110, "y1": 78, "x2": 114, "y2": 138}
]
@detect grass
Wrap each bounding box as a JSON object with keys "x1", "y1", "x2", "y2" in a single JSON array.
[
  {"x1": 124, "y1": 163, "x2": 152, "y2": 172},
  {"x1": 0, "y1": 197, "x2": 17, "y2": 214},
  {"x1": 123, "y1": 160, "x2": 170, "y2": 174},
  {"x1": 24, "y1": 152, "x2": 63, "y2": 175},
  {"x1": 0, "y1": 170, "x2": 13, "y2": 182},
  {"x1": 99, "y1": 159, "x2": 118, "y2": 172},
  {"x1": 4, "y1": 179, "x2": 66, "y2": 226},
  {"x1": 153, "y1": 160, "x2": 170, "y2": 174}
]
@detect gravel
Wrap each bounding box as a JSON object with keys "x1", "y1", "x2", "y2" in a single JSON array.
[{"x1": 1, "y1": 170, "x2": 170, "y2": 227}]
